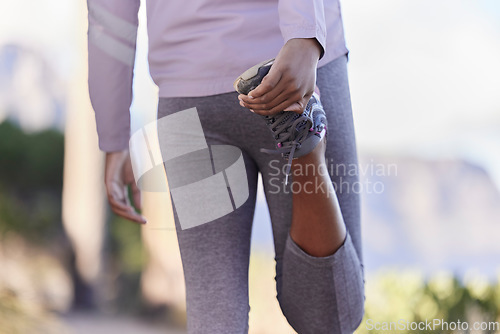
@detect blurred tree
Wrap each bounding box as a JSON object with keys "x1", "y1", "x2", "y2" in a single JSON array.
[{"x1": 0, "y1": 120, "x2": 64, "y2": 242}]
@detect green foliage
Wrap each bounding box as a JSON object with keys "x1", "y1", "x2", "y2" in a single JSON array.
[
  {"x1": 109, "y1": 215, "x2": 146, "y2": 274},
  {"x1": 356, "y1": 270, "x2": 500, "y2": 334},
  {"x1": 106, "y1": 214, "x2": 146, "y2": 312},
  {"x1": 0, "y1": 121, "x2": 64, "y2": 191},
  {"x1": 0, "y1": 121, "x2": 64, "y2": 243}
]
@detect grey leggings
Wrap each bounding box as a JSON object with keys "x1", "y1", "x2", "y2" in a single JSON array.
[{"x1": 157, "y1": 55, "x2": 365, "y2": 334}]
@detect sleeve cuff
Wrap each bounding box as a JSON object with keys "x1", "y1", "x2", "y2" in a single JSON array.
[
  {"x1": 98, "y1": 134, "x2": 130, "y2": 152},
  {"x1": 281, "y1": 25, "x2": 326, "y2": 59},
  {"x1": 278, "y1": 0, "x2": 327, "y2": 59}
]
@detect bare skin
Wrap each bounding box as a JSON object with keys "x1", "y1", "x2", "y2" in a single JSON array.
[
  {"x1": 289, "y1": 137, "x2": 347, "y2": 257},
  {"x1": 104, "y1": 38, "x2": 346, "y2": 257}
]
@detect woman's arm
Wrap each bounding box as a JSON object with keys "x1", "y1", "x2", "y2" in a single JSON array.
[
  {"x1": 87, "y1": 0, "x2": 140, "y2": 152},
  {"x1": 88, "y1": 0, "x2": 146, "y2": 224}
]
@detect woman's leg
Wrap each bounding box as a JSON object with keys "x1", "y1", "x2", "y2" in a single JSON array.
[
  {"x1": 157, "y1": 95, "x2": 260, "y2": 334},
  {"x1": 258, "y1": 54, "x2": 365, "y2": 333}
]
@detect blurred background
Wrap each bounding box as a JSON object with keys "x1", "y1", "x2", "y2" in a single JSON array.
[{"x1": 1, "y1": 0, "x2": 499, "y2": 333}]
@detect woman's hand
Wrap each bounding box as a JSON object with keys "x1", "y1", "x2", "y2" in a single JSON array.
[
  {"x1": 238, "y1": 38, "x2": 322, "y2": 115},
  {"x1": 105, "y1": 150, "x2": 147, "y2": 224}
]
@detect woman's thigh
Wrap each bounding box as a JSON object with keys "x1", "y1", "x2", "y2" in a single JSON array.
[
  {"x1": 316, "y1": 54, "x2": 363, "y2": 261},
  {"x1": 156, "y1": 95, "x2": 261, "y2": 333},
  {"x1": 258, "y1": 54, "x2": 363, "y2": 276}
]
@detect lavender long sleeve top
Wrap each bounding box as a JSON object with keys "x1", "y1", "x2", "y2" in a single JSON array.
[{"x1": 87, "y1": 0, "x2": 348, "y2": 152}]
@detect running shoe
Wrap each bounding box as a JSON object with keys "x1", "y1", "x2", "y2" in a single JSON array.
[{"x1": 234, "y1": 59, "x2": 327, "y2": 184}]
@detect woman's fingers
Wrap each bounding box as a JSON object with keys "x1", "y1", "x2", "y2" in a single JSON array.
[
  {"x1": 239, "y1": 85, "x2": 288, "y2": 110},
  {"x1": 107, "y1": 183, "x2": 147, "y2": 224},
  {"x1": 241, "y1": 89, "x2": 311, "y2": 116},
  {"x1": 283, "y1": 93, "x2": 313, "y2": 112},
  {"x1": 130, "y1": 181, "x2": 142, "y2": 211},
  {"x1": 253, "y1": 96, "x2": 305, "y2": 116},
  {"x1": 123, "y1": 152, "x2": 142, "y2": 210},
  {"x1": 105, "y1": 151, "x2": 147, "y2": 225},
  {"x1": 240, "y1": 86, "x2": 293, "y2": 112},
  {"x1": 238, "y1": 64, "x2": 292, "y2": 112},
  {"x1": 112, "y1": 205, "x2": 147, "y2": 225},
  {"x1": 245, "y1": 66, "x2": 283, "y2": 99},
  {"x1": 283, "y1": 100, "x2": 306, "y2": 113}
]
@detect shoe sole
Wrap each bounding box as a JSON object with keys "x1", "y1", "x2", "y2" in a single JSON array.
[{"x1": 233, "y1": 58, "x2": 275, "y2": 95}]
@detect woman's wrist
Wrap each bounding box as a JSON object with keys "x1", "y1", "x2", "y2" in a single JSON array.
[{"x1": 285, "y1": 38, "x2": 322, "y2": 61}]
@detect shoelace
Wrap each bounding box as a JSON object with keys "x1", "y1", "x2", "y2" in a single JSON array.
[{"x1": 260, "y1": 112, "x2": 314, "y2": 185}]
